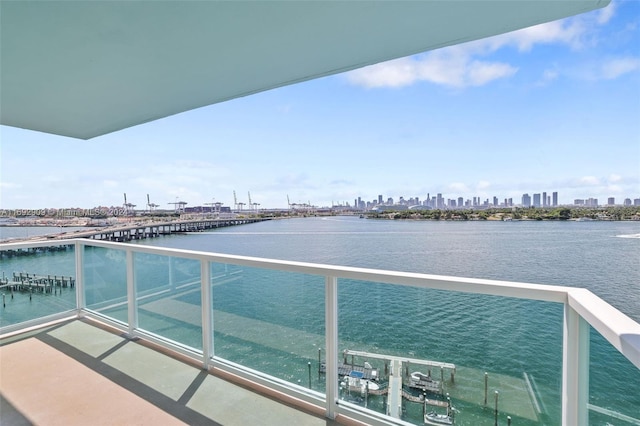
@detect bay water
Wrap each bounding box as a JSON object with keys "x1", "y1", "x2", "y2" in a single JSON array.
[{"x1": 1, "y1": 218, "x2": 638, "y2": 425}]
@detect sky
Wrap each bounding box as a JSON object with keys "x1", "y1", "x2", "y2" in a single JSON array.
[{"x1": 1, "y1": 1, "x2": 639, "y2": 211}]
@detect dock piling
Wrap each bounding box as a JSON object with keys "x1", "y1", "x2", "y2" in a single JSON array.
[
  {"x1": 484, "y1": 372, "x2": 488, "y2": 405},
  {"x1": 494, "y1": 391, "x2": 499, "y2": 426},
  {"x1": 308, "y1": 362, "x2": 311, "y2": 389}
]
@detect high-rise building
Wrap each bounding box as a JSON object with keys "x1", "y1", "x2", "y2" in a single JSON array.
[
  {"x1": 458, "y1": 197, "x2": 464, "y2": 208},
  {"x1": 378, "y1": 194, "x2": 383, "y2": 204},
  {"x1": 608, "y1": 197, "x2": 615, "y2": 205},
  {"x1": 522, "y1": 193, "x2": 531, "y2": 207},
  {"x1": 624, "y1": 198, "x2": 632, "y2": 206},
  {"x1": 436, "y1": 193, "x2": 443, "y2": 209},
  {"x1": 533, "y1": 193, "x2": 541, "y2": 208},
  {"x1": 493, "y1": 196, "x2": 498, "y2": 207},
  {"x1": 552, "y1": 192, "x2": 558, "y2": 207},
  {"x1": 543, "y1": 192, "x2": 547, "y2": 207}
]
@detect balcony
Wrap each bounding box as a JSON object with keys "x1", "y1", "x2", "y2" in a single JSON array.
[{"x1": 1, "y1": 239, "x2": 639, "y2": 425}]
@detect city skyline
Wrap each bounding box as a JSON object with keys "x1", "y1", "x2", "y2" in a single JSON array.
[
  {"x1": 1, "y1": 1, "x2": 639, "y2": 210},
  {"x1": 352, "y1": 190, "x2": 640, "y2": 210},
  {"x1": 3, "y1": 188, "x2": 640, "y2": 215}
]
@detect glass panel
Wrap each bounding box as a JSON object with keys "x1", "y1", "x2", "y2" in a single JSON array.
[
  {"x1": 83, "y1": 246, "x2": 127, "y2": 323},
  {"x1": 134, "y1": 253, "x2": 202, "y2": 350},
  {"x1": 0, "y1": 243, "x2": 76, "y2": 328},
  {"x1": 589, "y1": 327, "x2": 640, "y2": 425},
  {"x1": 211, "y1": 263, "x2": 325, "y2": 391},
  {"x1": 338, "y1": 279, "x2": 564, "y2": 426}
]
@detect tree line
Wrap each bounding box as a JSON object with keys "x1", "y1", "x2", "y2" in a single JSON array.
[{"x1": 365, "y1": 206, "x2": 640, "y2": 221}]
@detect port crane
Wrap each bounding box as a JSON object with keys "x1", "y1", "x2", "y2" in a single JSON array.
[
  {"x1": 248, "y1": 191, "x2": 260, "y2": 212},
  {"x1": 168, "y1": 197, "x2": 187, "y2": 213},
  {"x1": 123, "y1": 193, "x2": 136, "y2": 214},
  {"x1": 146, "y1": 194, "x2": 159, "y2": 212},
  {"x1": 233, "y1": 190, "x2": 245, "y2": 212},
  {"x1": 287, "y1": 195, "x2": 298, "y2": 211}
]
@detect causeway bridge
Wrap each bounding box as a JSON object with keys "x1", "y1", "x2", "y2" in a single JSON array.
[{"x1": 0, "y1": 217, "x2": 269, "y2": 248}]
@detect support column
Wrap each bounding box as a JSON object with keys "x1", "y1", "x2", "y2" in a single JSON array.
[
  {"x1": 126, "y1": 249, "x2": 138, "y2": 335},
  {"x1": 201, "y1": 260, "x2": 213, "y2": 369},
  {"x1": 325, "y1": 276, "x2": 338, "y2": 420},
  {"x1": 74, "y1": 241, "x2": 85, "y2": 314},
  {"x1": 562, "y1": 304, "x2": 589, "y2": 425}
]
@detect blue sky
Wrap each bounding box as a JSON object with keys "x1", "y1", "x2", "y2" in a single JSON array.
[{"x1": 1, "y1": 1, "x2": 639, "y2": 210}]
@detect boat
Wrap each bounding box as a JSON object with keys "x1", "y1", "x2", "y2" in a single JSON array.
[
  {"x1": 424, "y1": 410, "x2": 454, "y2": 425},
  {"x1": 424, "y1": 397, "x2": 454, "y2": 425},
  {"x1": 409, "y1": 371, "x2": 442, "y2": 393},
  {"x1": 340, "y1": 371, "x2": 380, "y2": 396}
]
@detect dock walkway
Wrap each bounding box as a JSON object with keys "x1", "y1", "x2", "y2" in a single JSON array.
[{"x1": 0, "y1": 272, "x2": 75, "y2": 294}]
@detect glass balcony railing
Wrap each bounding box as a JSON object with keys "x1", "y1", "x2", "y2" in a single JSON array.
[{"x1": 1, "y1": 239, "x2": 639, "y2": 426}]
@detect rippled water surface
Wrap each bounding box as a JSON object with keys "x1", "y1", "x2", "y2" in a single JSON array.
[{"x1": 2, "y1": 218, "x2": 639, "y2": 425}]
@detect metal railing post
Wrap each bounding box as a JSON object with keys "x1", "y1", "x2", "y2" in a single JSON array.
[
  {"x1": 563, "y1": 303, "x2": 589, "y2": 425},
  {"x1": 325, "y1": 275, "x2": 338, "y2": 419},
  {"x1": 126, "y1": 249, "x2": 137, "y2": 335},
  {"x1": 75, "y1": 241, "x2": 85, "y2": 314},
  {"x1": 201, "y1": 260, "x2": 213, "y2": 368}
]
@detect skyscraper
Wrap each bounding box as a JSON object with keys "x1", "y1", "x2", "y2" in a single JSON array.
[
  {"x1": 533, "y1": 193, "x2": 541, "y2": 208},
  {"x1": 552, "y1": 192, "x2": 558, "y2": 207},
  {"x1": 522, "y1": 193, "x2": 531, "y2": 207},
  {"x1": 542, "y1": 192, "x2": 547, "y2": 207}
]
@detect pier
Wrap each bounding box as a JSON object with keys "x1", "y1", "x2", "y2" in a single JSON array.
[
  {"x1": 319, "y1": 349, "x2": 457, "y2": 421},
  {"x1": 0, "y1": 272, "x2": 75, "y2": 299},
  {"x1": 0, "y1": 244, "x2": 73, "y2": 258}
]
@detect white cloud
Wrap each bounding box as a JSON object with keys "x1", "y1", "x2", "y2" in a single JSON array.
[
  {"x1": 600, "y1": 57, "x2": 640, "y2": 79},
  {"x1": 608, "y1": 174, "x2": 622, "y2": 183},
  {"x1": 468, "y1": 61, "x2": 518, "y2": 86},
  {"x1": 597, "y1": 2, "x2": 616, "y2": 25},
  {"x1": 0, "y1": 182, "x2": 21, "y2": 189},
  {"x1": 476, "y1": 181, "x2": 491, "y2": 190},
  {"x1": 347, "y1": 4, "x2": 614, "y2": 89},
  {"x1": 537, "y1": 69, "x2": 559, "y2": 86},
  {"x1": 448, "y1": 182, "x2": 470, "y2": 193},
  {"x1": 346, "y1": 52, "x2": 517, "y2": 89},
  {"x1": 497, "y1": 20, "x2": 587, "y2": 52},
  {"x1": 607, "y1": 184, "x2": 623, "y2": 193},
  {"x1": 579, "y1": 176, "x2": 601, "y2": 186}
]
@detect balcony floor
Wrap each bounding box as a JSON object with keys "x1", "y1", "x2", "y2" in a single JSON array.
[{"x1": 0, "y1": 318, "x2": 344, "y2": 426}]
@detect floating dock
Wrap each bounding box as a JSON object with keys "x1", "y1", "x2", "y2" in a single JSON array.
[{"x1": 318, "y1": 361, "x2": 380, "y2": 381}]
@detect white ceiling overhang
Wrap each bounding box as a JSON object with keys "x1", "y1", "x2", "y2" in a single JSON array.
[{"x1": 0, "y1": 1, "x2": 610, "y2": 140}]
